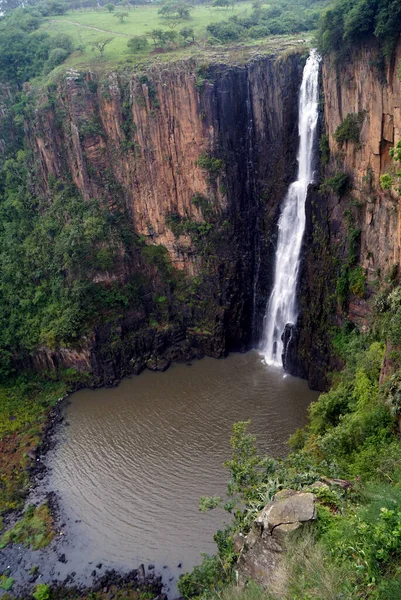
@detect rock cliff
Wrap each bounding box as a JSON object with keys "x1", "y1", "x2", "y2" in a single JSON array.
[
  {"x1": 24, "y1": 51, "x2": 305, "y2": 384},
  {"x1": 284, "y1": 40, "x2": 401, "y2": 389}
]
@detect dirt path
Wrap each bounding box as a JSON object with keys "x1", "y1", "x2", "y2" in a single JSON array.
[{"x1": 51, "y1": 19, "x2": 132, "y2": 37}]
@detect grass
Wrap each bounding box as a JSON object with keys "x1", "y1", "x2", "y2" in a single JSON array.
[
  {"x1": 0, "y1": 378, "x2": 66, "y2": 514},
  {"x1": 40, "y1": 3, "x2": 253, "y2": 65},
  {"x1": 0, "y1": 502, "x2": 55, "y2": 550},
  {"x1": 37, "y1": 4, "x2": 312, "y2": 73}
]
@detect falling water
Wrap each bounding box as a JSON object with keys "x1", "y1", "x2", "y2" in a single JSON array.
[{"x1": 261, "y1": 49, "x2": 321, "y2": 366}]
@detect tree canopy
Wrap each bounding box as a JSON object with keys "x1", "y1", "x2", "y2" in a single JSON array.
[{"x1": 317, "y1": 0, "x2": 401, "y2": 57}]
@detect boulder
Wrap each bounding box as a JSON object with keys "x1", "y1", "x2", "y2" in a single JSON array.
[
  {"x1": 255, "y1": 491, "x2": 316, "y2": 534},
  {"x1": 238, "y1": 490, "x2": 316, "y2": 589}
]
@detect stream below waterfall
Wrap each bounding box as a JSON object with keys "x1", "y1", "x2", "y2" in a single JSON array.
[{"x1": 27, "y1": 352, "x2": 319, "y2": 594}]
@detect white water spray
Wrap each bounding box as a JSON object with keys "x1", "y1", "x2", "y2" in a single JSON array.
[{"x1": 261, "y1": 49, "x2": 321, "y2": 366}]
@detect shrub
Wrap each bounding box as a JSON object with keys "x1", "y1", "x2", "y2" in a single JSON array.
[
  {"x1": 206, "y1": 22, "x2": 244, "y2": 42},
  {"x1": 48, "y1": 33, "x2": 74, "y2": 53},
  {"x1": 195, "y1": 153, "x2": 224, "y2": 173},
  {"x1": 33, "y1": 583, "x2": 51, "y2": 600},
  {"x1": 380, "y1": 173, "x2": 393, "y2": 190},
  {"x1": 349, "y1": 265, "x2": 366, "y2": 297},
  {"x1": 319, "y1": 134, "x2": 330, "y2": 165},
  {"x1": 334, "y1": 112, "x2": 365, "y2": 146},
  {"x1": 127, "y1": 36, "x2": 148, "y2": 52},
  {"x1": 320, "y1": 172, "x2": 350, "y2": 196},
  {"x1": 178, "y1": 554, "x2": 229, "y2": 598},
  {"x1": 43, "y1": 47, "x2": 69, "y2": 73},
  {"x1": 0, "y1": 576, "x2": 14, "y2": 591}
]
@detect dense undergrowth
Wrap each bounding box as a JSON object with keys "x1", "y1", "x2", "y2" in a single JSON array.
[
  {"x1": 0, "y1": 375, "x2": 68, "y2": 514},
  {"x1": 178, "y1": 288, "x2": 401, "y2": 599}
]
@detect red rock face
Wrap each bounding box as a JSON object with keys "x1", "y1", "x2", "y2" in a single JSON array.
[
  {"x1": 25, "y1": 54, "x2": 305, "y2": 383},
  {"x1": 323, "y1": 40, "x2": 401, "y2": 280},
  {"x1": 31, "y1": 56, "x2": 303, "y2": 275}
]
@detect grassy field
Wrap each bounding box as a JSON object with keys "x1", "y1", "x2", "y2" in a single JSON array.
[
  {"x1": 38, "y1": 3, "x2": 310, "y2": 71},
  {"x1": 41, "y1": 3, "x2": 252, "y2": 66}
]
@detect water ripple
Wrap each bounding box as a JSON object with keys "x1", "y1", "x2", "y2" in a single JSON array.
[{"x1": 48, "y1": 352, "x2": 318, "y2": 574}]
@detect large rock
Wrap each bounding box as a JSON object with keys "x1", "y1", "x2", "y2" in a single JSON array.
[
  {"x1": 237, "y1": 490, "x2": 316, "y2": 589},
  {"x1": 255, "y1": 491, "x2": 316, "y2": 535}
]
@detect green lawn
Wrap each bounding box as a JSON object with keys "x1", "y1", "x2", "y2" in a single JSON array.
[{"x1": 40, "y1": 3, "x2": 258, "y2": 69}]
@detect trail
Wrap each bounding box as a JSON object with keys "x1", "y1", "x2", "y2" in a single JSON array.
[{"x1": 51, "y1": 19, "x2": 133, "y2": 37}]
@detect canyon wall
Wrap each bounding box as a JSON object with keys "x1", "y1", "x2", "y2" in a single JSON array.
[
  {"x1": 285, "y1": 40, "x2": 401, "y2": 389},
  {"x1": 25, "y1": 51, "x2": 305, "y2": 384},
  {"x1": 323, "y1": 41, "x2": 401, "y2": 287}
]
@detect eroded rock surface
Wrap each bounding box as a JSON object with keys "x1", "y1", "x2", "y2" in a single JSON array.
[{"x1": 237, "y1": 490, "x2": 316, "y2": 589}]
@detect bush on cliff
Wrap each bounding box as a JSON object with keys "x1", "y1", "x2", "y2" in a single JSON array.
[{"x1": 317, "y1": 0, "x2": 401, "y2": 58}]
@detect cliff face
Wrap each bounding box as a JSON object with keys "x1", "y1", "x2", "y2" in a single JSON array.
[
  {"x1": 323, "y1": 41, "x2": 401, "y2": 287},
  {"x1": 26, "y1": 52, "x2": 304, "y2": 384},
  {"x1": 284, "y1": 40, "x2": 401, "y2": 390}
]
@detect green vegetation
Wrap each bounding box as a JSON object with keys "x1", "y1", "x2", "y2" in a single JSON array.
[
  {"x1": 0, "y1": 156, "x2": 133, "y2": 373},
  {"x1": 0, "y1": 7, "x2": 73, "y2": 86},
  {"x1": 320, "y1": 171, "x2": 350, "y2": 196},
  {"x1": 166, "y1": 213, "x2": 214, "y2": 241},
  {"x1": 334, "y1": 112, "x2": 366, "y2": 147},
  {"x1": 0, "y1": 502, "x2": 54, "y2": 550},
  {"x1": 0, "y1": 377, "x2": 66, "y2": 513},
  {"x1": 180, "y1": 310, "x2": 401, "y2": 598},
  {"x1": 206, "y1": 0, "x2": 327, "y2": 43},
  {"x1": 0, "y1": 576, "x2": 15, "y2": 591},
  {"x1": 33, "y1": 584, "x2": 51, "y2": 600},
  {"x1": 319, "y1": 133, "x2": 330, "y2": 165},
  {"x1": 380, "y1": 172, "x2": 393, "y2": 190},
  {"x1": 317, "y1": 0, "x2": 401, "y2": 58},
  {"x1": 335, "y1": 210, "x2": 364, "y2": 309},
  {"x1": 0, "y1": 0, "x2": 321, "y2": 74},
  {"x1": 378, "y1": 140, "x2": 401, "y2": 193},
  {"x1": 195, "y1": 154, "x2": 224, "y2": 173}
]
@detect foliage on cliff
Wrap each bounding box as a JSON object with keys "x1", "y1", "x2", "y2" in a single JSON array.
[
  {"x1": 0, "y1": 147, "x2": 131, "y2": 375},
  {"x1": 317, "y1": 0, "x2": 401, "y2": 57},
  {"x1": 179, "y1": 300, "x2": 401, "y2": 599}
]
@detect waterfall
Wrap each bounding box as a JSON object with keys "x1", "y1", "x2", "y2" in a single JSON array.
[{"x1": 261, "y1": 49, "x2": 321, "y2": 366}]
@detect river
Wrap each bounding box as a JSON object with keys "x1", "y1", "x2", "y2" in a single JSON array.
[{"x1": 43, "y1": 351, "x2": 318, "y2": 591}]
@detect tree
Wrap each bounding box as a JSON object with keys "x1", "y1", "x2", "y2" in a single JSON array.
[
  {"x1": 179, "y1": 26, "x2": 195, "y2": 41},
  {"x1": 43, "y1": 47, "x2": 69, "y2": 74},
  {"x1": 158, "y1": 0, "x2": 192, "y2": 20},
  {"x1": 113, "y1": 11, "x2": 129, "y2": 23},
  {"x1": 90, "y1": 37, "x2": 114, "y2": 57},
  {"x1": 127, "y1": 35, "x2": 148, "y2": 52},
  {"x1": 164, "y1": 29, "x2": 178, "y2": 43},
  {"x1": 149, "y1": 28, "x2": 166, "y2": 46},
  {"x1": 212, "y1": 0, "x2": 230, "y2": 9},
  {"x1": 105, "y1": 3, "x2": 115, "y2": 12}
]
